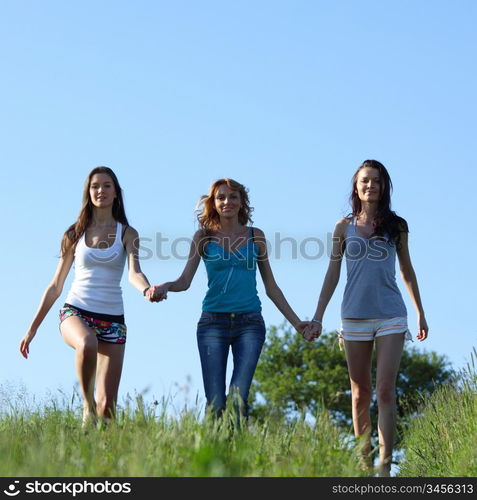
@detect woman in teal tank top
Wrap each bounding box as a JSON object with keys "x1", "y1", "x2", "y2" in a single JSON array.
[
  {"x1": 304, "y1": 160, "x2": 429, "y2": 476},
  {"x1": 150, "y1": 178, "x2": 308, "y2": 421}
]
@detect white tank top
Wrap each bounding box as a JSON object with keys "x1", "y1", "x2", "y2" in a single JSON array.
[{"x1": 65, "y1": 222, "x2": 127, "y2": 315}]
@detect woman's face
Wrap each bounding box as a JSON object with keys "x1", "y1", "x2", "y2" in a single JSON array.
[
  {"x1": 89, "y1": 173, "x2": 117, "y2": 209},
  {"x1": 355, "y1": 167, "x2": 381, "y2": 203},
  {"x1": 214, "y1": 184, "x2": 242, "y2": 220}
]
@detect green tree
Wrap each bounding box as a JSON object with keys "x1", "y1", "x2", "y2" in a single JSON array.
[{"x1": 250, "y1": 323, "x2": 454, "y2": 445}]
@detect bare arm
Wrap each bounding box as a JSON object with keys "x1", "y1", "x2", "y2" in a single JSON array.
[
  {"x1": 150, "y1": 230, "x2": 202, "y2": 300},
  {"x1": 397, "y1": 230, "x2": 428, "y2": 341},
  {"x1": 20, "y1": 246, "x2": 75, "y2": 358},
  {"x1": 255, "y1": 228, "x2": 305, "y2": 331},
  {"x1": 124, "y1": 226, "x2": 152, "y2": 295},
  {"x1": 305, "y1": 219, "x2": 349, "y2": 339}
]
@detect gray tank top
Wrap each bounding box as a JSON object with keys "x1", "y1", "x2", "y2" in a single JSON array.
[{"x1": 341, "y1": 217, "x2": 407, "y2": 319}]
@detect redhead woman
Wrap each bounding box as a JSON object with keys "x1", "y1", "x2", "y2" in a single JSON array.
[
  {"x1": 149, "y1": 178, "x2": 309, "y2": 421},
  {"x1": 304, "y1": 160, "x2": 428, "y2": 476}
]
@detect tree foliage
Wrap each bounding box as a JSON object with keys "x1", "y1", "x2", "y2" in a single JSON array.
[{"x1": 250, "y1": 323, "x2": 455, "y2": 444}]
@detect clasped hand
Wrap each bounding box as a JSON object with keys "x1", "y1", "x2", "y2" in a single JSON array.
[
  {"x1": 145, "y1": 284, "x2": 169, "y2": 302},
  {"x1": 301, "y1": 321, "x2": 322, "y2": 342},
  {"x1": 294, "y1": 321, "x2": 321, "y2": 343}
]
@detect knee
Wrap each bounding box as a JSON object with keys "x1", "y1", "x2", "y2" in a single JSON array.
[
  {"x1": 351, "y1": 384, "x2": 372, "y2": 408},
  {"x1": 376, "y1": 382, "x2": 396, "y2": 406},
  {"x1": 77, "y1": 336, "x2": 97, "y2": 358}
]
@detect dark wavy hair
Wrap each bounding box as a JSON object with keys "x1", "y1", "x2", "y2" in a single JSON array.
[
  {"x1": 350, "y1": 160, "x2": 408, "y2": 248},
  {"x1": 60, "y1": 166, "x2": 129, "y2": 256},
  {"x1": 196, "y1": 178, "x2": 253, "y2": 255}
]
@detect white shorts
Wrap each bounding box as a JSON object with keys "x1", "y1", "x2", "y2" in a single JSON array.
[{"x1": 339, "y1": 317, "x2": 412, "y2": 342}]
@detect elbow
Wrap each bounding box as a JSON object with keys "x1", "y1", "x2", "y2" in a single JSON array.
[
  {"x1": 323, "y1": 267, "x2": 340, "y2": 290},
  {"x1": 177, "y1": 276, "x2": 191, "y2": 292},
  {"x1": 168, "y1": 279, "x2": 189, "y2": 292},
  {"x1": 266, "y1": 286, "x2": 280, "y2": 300},
  {"x1": 128, "y1": 271, "x2": 144, "y2": 286},
  {"x1": 400, "y1": 271, "x2": 413, "y2": 285},
  {"x1": 48, "y1": 283, "x2": 63, "y2": 300},
  {"x1": 399, "y1": 266, "x2": 414, "y2": 283},
  {"x1": 328, "y1": 269, "x2": 340, "y2": 285}
]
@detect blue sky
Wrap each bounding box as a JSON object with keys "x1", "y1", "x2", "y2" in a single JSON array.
[{"x1": 2, "y1": 0, "x2": 476, "y2": 414}]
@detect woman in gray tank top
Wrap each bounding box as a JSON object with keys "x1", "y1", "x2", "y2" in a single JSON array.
[{"x1": 304, "y1": 160, "x2": 428, "y2": 477}]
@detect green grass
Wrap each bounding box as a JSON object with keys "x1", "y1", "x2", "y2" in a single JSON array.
[
  {"x1": 0, "y1": 390, "x2": 363, "y2": 477},
  {"x1": 398, "y1": 352, "x2": 477, "y2": 477},
  {"x1": 3, "y1": 354, "x2": 476, "y2": 477}
]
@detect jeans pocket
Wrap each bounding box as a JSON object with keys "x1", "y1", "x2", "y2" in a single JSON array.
[
  {"x1": 197, "y1": 312, "x2": 215, "y2": 327},
  {"x1": 243, "y1": 312, "x2": 265, "y2": 326}
]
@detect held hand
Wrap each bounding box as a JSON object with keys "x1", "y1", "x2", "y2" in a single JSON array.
[
  {"x1": 416, "y1": 316, "x2": 429, "y2": 341},
  {"x1": 144, "y1": 286, "x2": 157, "y2": 302},
  {"x1": 295, "y1": 321, "x2": 314, "y2": 343},
  {"x1": 303, "y1": 321, "x2": 322, "y2": 342},
  {"x1": 20, "y1": 330, "x2": 36, "y2": 359},
  {"x1": 149, "y1": 283, "x2": 169, "y2": 302}
]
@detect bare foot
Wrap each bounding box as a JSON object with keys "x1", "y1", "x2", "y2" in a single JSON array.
[
  {"x1": 359, "y1": 455, "x2": 374, "y2": 476},
  {"x1": 376, "y1": 462, "x2": 391, "y2": 477},
  {"x1": 82, "y1": 406, "x2": 97, "y2": 428}
]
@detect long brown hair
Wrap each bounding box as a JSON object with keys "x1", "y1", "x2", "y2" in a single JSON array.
[
  {"x1": 196, "y1": 178, "x2": 253, "y2": 255},
  {"x1": 60, "y1": 166, "x2": 129, "y2": 256},
  {"x1": 350, "y1": 160, "x2": 408, "y2": 248}
]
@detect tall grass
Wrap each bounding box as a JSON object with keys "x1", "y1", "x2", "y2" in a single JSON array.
[
  {"x1": 398, "y1": 350, "x2": 477, "y2": 477},
  {"x1": 0, "y1": 387, "x2": 363, "y2": 477},
  {"x1": 4, "y1": 354, "x2": 476, "y2": 478}
]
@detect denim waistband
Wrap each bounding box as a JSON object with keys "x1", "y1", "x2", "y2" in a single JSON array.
[
  {"x1": 200, "y1": 311, "x2": 263, "y2": 321},
  {"x1": 202, "y1": 310, "x2": 261, "y2": 316}
]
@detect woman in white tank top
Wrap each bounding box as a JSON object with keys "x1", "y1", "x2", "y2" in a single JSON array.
[
  {"x1": 20, "y1": 166, "x2": 155, "y2": 425},
  {"x1": 304, "y1": 160, "x2": 429, "y2": 476}
]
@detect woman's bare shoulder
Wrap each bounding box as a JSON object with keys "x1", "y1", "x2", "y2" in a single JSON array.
[{"x1": 335, "y1": 217, "x2": 352, "y2": 232}]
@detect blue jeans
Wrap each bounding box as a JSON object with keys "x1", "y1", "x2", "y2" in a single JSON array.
[{"x1": 196, "y1": 311, "x2": 266, "y2": 419}]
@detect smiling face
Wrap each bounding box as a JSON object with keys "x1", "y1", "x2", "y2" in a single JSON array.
[
  {"x1": 213, "y1": 183, "x2": 242, "y2": 220},
  {"x1": 89, "y1": 173, "x2": 117, "y2": 208},
  {"x1": 355, "y1": 166, "x2": 381, "y2": 203}
]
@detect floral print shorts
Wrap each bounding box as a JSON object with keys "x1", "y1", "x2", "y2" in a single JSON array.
[{"x1": 59, "y1": 304, "x2": 127, "y2": 344}]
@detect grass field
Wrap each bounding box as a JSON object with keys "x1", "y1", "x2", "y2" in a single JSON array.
[
  {"x1": 1, "y1": 356, "x2": 475, "y2": 477},
  {"x1": 0, "y1": 389, "x2": 363, "y2": 477},
  {"x1": 398, "y1": 352, "x2": 477, "y2": 477}
]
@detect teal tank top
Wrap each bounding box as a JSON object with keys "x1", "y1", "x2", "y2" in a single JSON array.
[{"x1": 202, "y1": 227, "x2": 262, "y2": 313}]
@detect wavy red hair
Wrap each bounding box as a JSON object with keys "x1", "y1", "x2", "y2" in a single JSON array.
[
  {"x1": 196, "y1": 178, "x2": 253, "y2": 231},
  {"x1": 196, "y1": 178, "x2": 253, "y2": 255}
]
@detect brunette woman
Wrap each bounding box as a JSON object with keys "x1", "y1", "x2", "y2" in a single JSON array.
[
  {"x1": 304, "y1": 160, "x2": 428, "y2": 476},
  {"x1": 20, "y1": 167, "x2": 154, "y2": 424}
]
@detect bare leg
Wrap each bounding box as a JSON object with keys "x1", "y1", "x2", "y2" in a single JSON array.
[
  {"x1": 375, "y1": 333, "x2": 405, "y2": 477},
  {"x1": 60, "y1": 316, "x2": 98, "y2": 424},
  {"x1": 343, "y1": 340, "x2": 374, "y2": 470},
  {"x1": 95, "y1": 341, "x2": 125, "y2": 421}
]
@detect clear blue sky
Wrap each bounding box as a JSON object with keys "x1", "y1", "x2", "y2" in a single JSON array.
[{"x1": 2, "y1": 0, "x2": 476, "y2": 414}]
